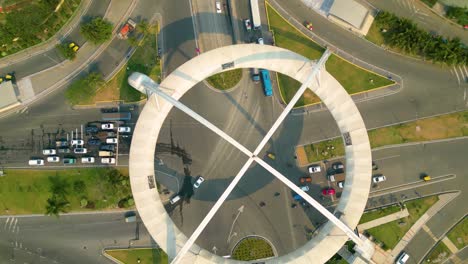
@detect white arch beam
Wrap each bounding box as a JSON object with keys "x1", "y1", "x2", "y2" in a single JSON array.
[{"x1": 128, "y1": 44, "x2": 372, "y2": 264}]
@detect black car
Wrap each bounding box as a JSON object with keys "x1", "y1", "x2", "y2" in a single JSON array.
[
  {"x1": 88, "y1": 138, "x2": 101, "y2": 146},
  {"x1": 58, "y1": 147, "x2": 71, "y2": 154},
  {"x1": 100, "y1": 144, "x2": 115, "y2": 151},
  {"x1": 85, "y1": 126, "x2": 99, "y2": 134}
]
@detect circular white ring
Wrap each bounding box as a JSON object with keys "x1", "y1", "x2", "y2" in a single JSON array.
[{"x1": 129, "y1": 44, "x2": 372, "y2": 263}]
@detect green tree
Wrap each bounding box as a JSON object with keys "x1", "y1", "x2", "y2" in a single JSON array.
[
  {"x1": 56, "y1": 43, "x2": 76, "y2": 60},
  {"x1": 65, "y1": 72, "x2": 105, "y2": 105},
  {"x1": 45, "y1": 195, "x2": 70, "y2": 217},
  {"x1": 136, "y1": 20, "x2": 151, "y2": 36},
  {"x1": 73, "y1": 180, "x2": 86, "y2": 194},
  {"x1": 80, "y1": 17, "x2": 113, "y2": 45},
  {"x1": 127, "y1": 36, "x2": 139, "y2": 47},
  {"x1": 48, "y1": 175, "x2": 69, "y2": 197}
]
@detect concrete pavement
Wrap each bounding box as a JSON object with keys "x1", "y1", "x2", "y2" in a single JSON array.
[{"x1": 357, "y1": 208, "x2": 409, "y2": 230}]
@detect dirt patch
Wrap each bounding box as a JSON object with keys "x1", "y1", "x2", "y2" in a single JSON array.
[{"x1": 295, "y1": 146, "x2": 308, "y2": 167}]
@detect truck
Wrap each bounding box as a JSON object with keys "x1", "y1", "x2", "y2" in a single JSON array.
[
  {"x1": 99, "y1": 151, "x2": 114, "y2": 157},
  {"x1": 117, "y1": 19, "x2": 137, "y2": 39},
  {"x1": 260, "y1": 69, "x2": 273, "y2": 96},
  {"x1": 102, "y1": 112, "x2": 131, "y2": 121},
  {"x1": 250, "y1": 0, "x2": 261, "y2": 29},
  {"x1": 251, "y1": 68, "x2": 260, "y2": 83}
]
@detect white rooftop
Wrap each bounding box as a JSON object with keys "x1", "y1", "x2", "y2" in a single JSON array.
[{"x1": 328, "y1": 0, "x2": 369, "y2": 29}]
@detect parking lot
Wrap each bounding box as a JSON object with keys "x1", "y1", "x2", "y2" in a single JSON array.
[{"x1": 0, "y1": 107, "x2": 140, "y2": 168}]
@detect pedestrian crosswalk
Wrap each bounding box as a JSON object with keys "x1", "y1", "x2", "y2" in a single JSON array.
[
  {"x1": 3, "y1": 216, "x2": 19, "y2": 233},
  {"x1": 451, "y1": 65, "x2": 468, "y2": 85},
  {"x1": 394, "y1": 0, "x2": 431, "y2": 24}
]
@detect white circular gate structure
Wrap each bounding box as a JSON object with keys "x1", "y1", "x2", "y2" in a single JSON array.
[{"x1": 128, "y1": 44, "x2": 372, "y2": 263}]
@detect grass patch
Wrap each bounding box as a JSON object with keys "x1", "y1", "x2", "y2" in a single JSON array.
[
  {"x1": 359, "y1": 205, "x2": 402, "y2": 224},
  {"x1": 367, "y1": 196, "x2": 439, "y2": 250},
  {"x1": 302, "y1": 111, "x2": 468, "y2": 163},
  {"x1": 266, "y1": 4, "x2": 394, "y2": 107},
  {"x1": 326, "y1": 254, "x2": 348, "y2": 264},
  {"x1": 0, "y1": 0, "x2": 81, "y2": 57},
  {"x1": 423, "y1": 242, "x2": 451, "y2": 263},
  {"x1": 447, "y1": 217, "x2": 468, "y2": 249},
  {"x1": 106, "y1": 248, "x2": 168, "y2": 264},
  {"x1": 232, "y1": 236, "x2": 275, "y2": 261},
  {"x1": 92, "y1": 24, "x2": 160, "y2": 103},
  {"x1": 206, "y1": 69, "x2": 243, "y2": 90},
  {"x1": 0, "y1": 168, "x2": 132, "y2": 215},
  {"x1": 421, "y1": 0, "x2": 438, "y2": 7}
]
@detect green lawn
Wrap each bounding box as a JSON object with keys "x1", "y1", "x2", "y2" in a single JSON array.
[
  {"x1": 326, "y1": 254, "x2": 349, "y2": 264},
  {"x1": 423, "y1": 242, "x2": 451, "y2": 263},
  {"x1": 206, "y1": 69, "x2": 243, "y2": 90},
  {"x1": 232, "y1": 237, "x2": 275, "y2": 261},
  {"x1": 106, "y1": 248, "x2": 168, "y2": 264},
  {"x1": 0, "y1": 168, "x2": 131, "y2": 215},
  {"x1": 302, "y1": 111, "x2": 468, "y2": 163},
  {"x1": 359, "y1": 205, "x2": 402, "y2": 224},
  {"x1": 367, "y1": 196, "x2": 439, "y2": 250},
  {"x1": 447, "y1": 217, "x2": 468, "y2": 249},
  {"x1": 266, "y1": 4, "x2": 394, "y2": 106}
]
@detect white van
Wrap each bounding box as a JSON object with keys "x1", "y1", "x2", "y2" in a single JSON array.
[
  {"x1": 395, "y1": 252, "x2": 410, "y2": 264},
  {"x1": 170, "y1": 195, "x2": 181, "y2": 205}
]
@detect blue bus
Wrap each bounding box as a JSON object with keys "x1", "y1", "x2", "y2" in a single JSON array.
[{"x1": 260, "y1": 69, "x2": 273, "y2": 96}]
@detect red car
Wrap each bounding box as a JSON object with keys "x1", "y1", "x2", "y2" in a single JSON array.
[
  {"x1": 322, "y1": 188, "x2": 336, "y2": 196},
  {"x1": 464, "y1": 25, "x2": 468, "y2": 30},
  {"x1": 300, "y1": 176, "x2": 312, "y2": 183},
  {"x1": 304, "y1": 21, "x2": 313, "y2": 31}
]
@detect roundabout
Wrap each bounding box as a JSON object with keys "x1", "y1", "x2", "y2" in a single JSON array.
[{"x1": 128, "y1": 44, "x2": 373, "y2": 263}]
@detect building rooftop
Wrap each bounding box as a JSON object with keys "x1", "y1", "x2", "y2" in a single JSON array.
[{"x1": 329, "y1": 0, "x2": 369, "y2": 29}]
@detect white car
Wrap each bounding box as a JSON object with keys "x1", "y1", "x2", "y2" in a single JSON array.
[
  {"x1": 118, "y1": 126, "x2": 131, "y2": 133},
  {"x1": 244, "y1": 19, "x2": 252, "y2": 31},
  {"x1": 215, "y1": 1, "x2": 222, "y2": 13},
  {"x1": 47, "y1": 156, "x2": 60, "y2": 162},
  {"x1": 106, "y1": 138, "x2": 118, "y2": 144},
  {"x1": 396, "y1": 252, "x2": 410, "y2": 264},
  {"x1": 28, "y1": 159, "x2": 44, "y2": 166},
  {"x1": 328, "y1": 174, "x2": 336, "y2": 182},
  {"x1": 74, "y1": 148, "x2": 87, "y2": 154},
  {"x1": 42, "y1": 149, "x2": 56, "y2": 155},
  {"x1": 338, "y1": 181, "x2": 344, "y2": 189},
  {"x1": 257, "y1": 37, "x2": 264, "y2": 45},
  {"x1": 101, "y1": 157, "x2": 116, "y2": 164},
  {"x1": 300, "y1": 185, "x2": 310, "y2": 192},
  {"x1": 81, "y1": 157, "x2": 95, "y2": 163},
  {"x1": 308, "y1": 164, "x2": 321, "y2": 174},
  {"x1": 101, "y1": 123, "x2": 114, "y2": 130},
  {"x1": 71, "y1": 139, "x2": 84, "y2": 146},
  {"x1": 373, "y1": 175, "x2": 387, "y2": 183},
  {"x1": 193, "y1": 176, "x2": 205, "y2": 188}
]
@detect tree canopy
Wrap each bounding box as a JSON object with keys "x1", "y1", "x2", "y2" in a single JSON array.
[
  {"x1": 375, "y1": 11, "x2": 468, "y2": 65},
  {"x1": 80, "y1": 17, "x2": 113, "y2": 45}
]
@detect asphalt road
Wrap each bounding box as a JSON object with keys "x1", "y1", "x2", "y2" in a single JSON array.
[
  {"x1": 0, "y1": 0, "x2": 111, "y2": 79},
  {"x1": 368, "y1": 138, "x2": 468, "y2": 263},
  {"x1": 0, "y1": 212, "x2": 152, "y2": 264}
]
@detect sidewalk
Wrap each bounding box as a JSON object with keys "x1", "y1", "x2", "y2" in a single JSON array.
[
  {"x1": 383, "y1": 192, "x2": 460, "y2": 263},
  {"x1": 357, "y1": 208, "x2": 409, "y2": 230},
  {"x1": 0, "y1": 0, "x2": 93, "y2": 68}
]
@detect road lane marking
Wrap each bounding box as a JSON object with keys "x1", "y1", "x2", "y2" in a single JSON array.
[
  {"x1": 373, "y1": 155, "x2": 400, "y2": 161},
  {"x1": 453, "y1": 67, "x2": 461, "y2": 84},
  {"x1": 4, "y1": 217, "x2": 10, "y2": 229},
  {"x1": 459, "y1": 66, "x2": 467, "y2": 80},
  {"x1": 369, "y1": 174, "x2": 455, "y2": 197}
]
